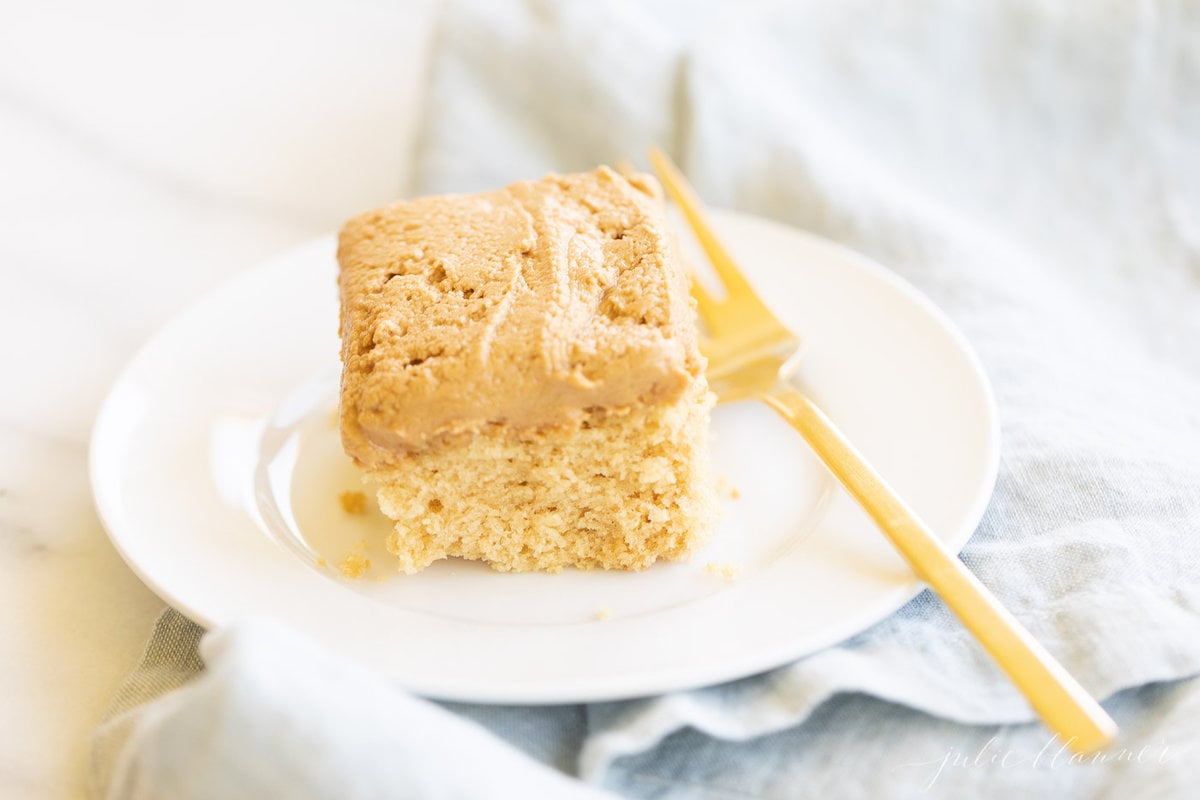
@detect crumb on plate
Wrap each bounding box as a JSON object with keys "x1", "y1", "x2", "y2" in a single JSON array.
[
  {"x1": 338, "y1": 540, "x2": 371, "y2": 579},
  {"x1": 339, "y1": 490, "x2": 368, "y2": 515},
  {"x1": 715, "y1": 475, "x2": 741, "y2": 500},
  {"x1": 704, "y1": 561, "x2": 742, "y2": 581}
]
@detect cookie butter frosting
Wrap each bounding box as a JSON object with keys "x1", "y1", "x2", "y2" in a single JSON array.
[{"x1": 337, "y1": 167, "x2": 703, "y2": 468}]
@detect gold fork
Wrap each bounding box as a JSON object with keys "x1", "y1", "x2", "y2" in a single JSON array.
[{"x1": 648, "y1": 148, "x2": 1117, "y2": 754}]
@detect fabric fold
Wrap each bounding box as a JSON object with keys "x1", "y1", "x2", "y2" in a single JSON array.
[{"x1": 103, "y1": 617, "x2": 617, "y2": 800}]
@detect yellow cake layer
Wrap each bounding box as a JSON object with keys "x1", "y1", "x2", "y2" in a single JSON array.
[{"x1": 369, "y1": 382, "x2": 715, "y2": 574}]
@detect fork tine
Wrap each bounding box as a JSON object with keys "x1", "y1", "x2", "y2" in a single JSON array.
[
  {"x1": 694, "y1": 328, "x2": 715, "y2": 361},
  {"x1": 689, "y1": 273, "x2": 718, "y2": 327},
  {"x1": 648, "y1": 148, "x2": 753, "y2": 297}
]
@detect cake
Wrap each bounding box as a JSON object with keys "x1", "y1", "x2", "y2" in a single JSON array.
[{"x1": 336, "y1": 166, "x2": 715, "y2": 574}]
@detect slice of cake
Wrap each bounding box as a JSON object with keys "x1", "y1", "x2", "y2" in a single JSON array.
[{"x1": 336, "y1": 166, "x2": 715, "y2": 573}]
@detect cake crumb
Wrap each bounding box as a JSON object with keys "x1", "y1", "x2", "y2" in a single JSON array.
[
  {"x1": 339, "y1": 540, "x2": 371, "y2": 579},
  {"x1": 704, "y1": 561, "x2": 742, "y2": 581},
  {"x1": 594, "y1": 607, "x2": 612, "y2": 622},
  {"x1": 315, "y1": 556, "x2": 328, "y2": 568},
  {"x1": 339, "y1": 490, "x2": 367, "y2": 515},
  {"x1": 715, "y1": 475, "x2": 741, "y2": 500}
]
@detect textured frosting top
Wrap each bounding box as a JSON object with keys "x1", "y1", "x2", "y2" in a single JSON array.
[{"x1": 337, "y1": 166, "x2": 703, "y2": 467}]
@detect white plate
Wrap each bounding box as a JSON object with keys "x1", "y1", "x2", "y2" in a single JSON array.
[{"x1": 90, "y1": 210, "x2": 999, "y2": 704}]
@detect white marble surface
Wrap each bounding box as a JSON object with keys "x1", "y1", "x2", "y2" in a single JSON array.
[{"x1": 0, "y1": 2, "x2": 436, "y2": 795}]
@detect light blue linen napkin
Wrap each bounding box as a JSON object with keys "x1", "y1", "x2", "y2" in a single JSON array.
[{"x1": 95, "y1": 1, "x2": 1200, "y2": 797}]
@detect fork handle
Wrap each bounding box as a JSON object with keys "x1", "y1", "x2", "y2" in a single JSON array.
[{"x1": 761, "y1": 384, "x2": 1117, "y2": 754}]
